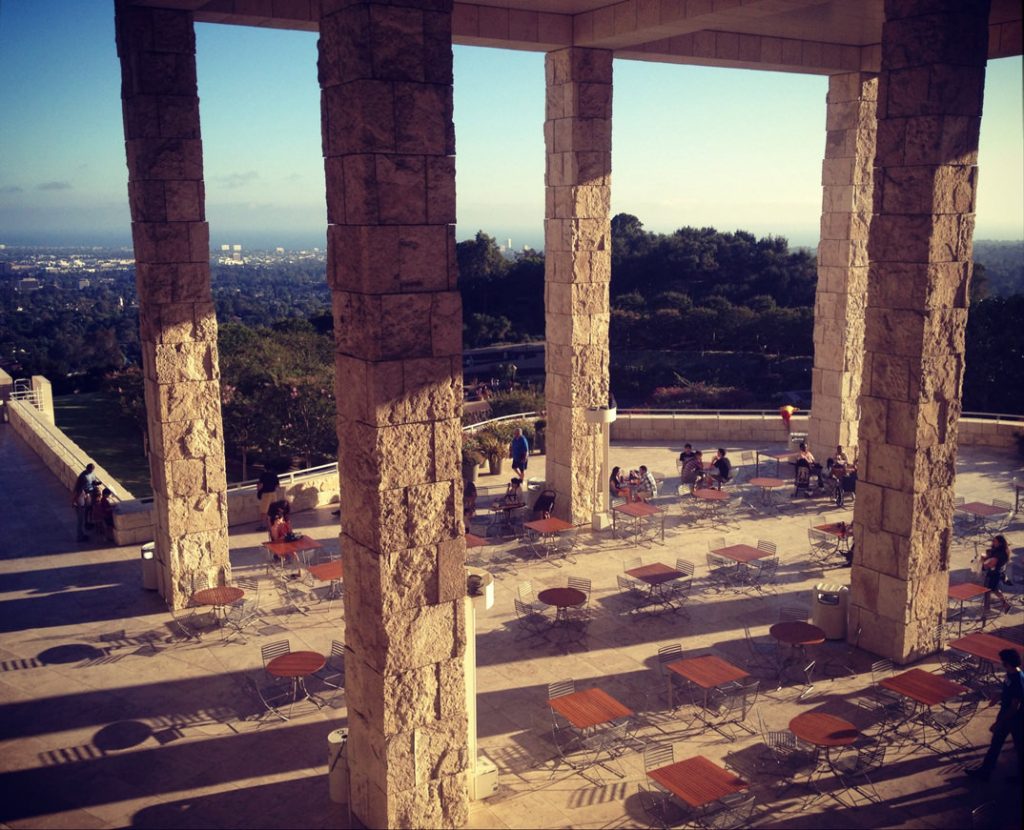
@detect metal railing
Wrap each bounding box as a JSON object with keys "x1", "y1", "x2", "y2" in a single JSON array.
[{"x1": 10, "y1": 379, "x2": 42, "y2": 410}]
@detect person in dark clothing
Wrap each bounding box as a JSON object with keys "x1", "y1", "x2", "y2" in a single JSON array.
[
  {"x1": 711, "y1": 448, "x2": 732, "y2": 489},
  {"x1": 257, "y1": 465, "x2": 281, "y2": 530},
  {"x1": 678, "y1": 443, "x2": 696, "y2": 463},
  {"x1": 967, "y1": 649, "x2": 1024, "y2": 782}
]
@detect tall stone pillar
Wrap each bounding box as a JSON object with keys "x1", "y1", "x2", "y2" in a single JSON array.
[
  {"x1": 808, "y1": 72, "x2": 877, "y2": 462},
  {"x1": 318, "y1": 2, "x2": 468, "y2": 826},
  {"x1": 115, "y1": 1, "x2": 229, "y2": 606},
  {"x1": 851, "y1": 0, "x2": 988, "y2": 663},
  {"x1": 543, "y1": 48, "x2": 612, "y2": 524}
]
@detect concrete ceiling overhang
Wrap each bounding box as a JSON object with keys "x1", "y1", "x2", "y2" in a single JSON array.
[{"x1": 129, "y1": 0, "x2": 1021, "y2": 74}]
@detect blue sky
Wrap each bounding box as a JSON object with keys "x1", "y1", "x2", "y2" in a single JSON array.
[{"x1": 0, "y1": 1, "x2": 1020, "y2": 249}]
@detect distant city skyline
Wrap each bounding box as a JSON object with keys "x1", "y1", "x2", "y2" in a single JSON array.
[{"x1": 0, "y1": 1, "x2": 1021, "y2": 251}]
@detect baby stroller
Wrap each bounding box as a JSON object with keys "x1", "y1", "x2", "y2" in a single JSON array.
[{"x1": 793, "y1": 459, "x2": 813, "y2": 498}]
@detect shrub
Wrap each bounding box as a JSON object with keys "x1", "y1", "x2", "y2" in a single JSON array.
[{"x1": 486, "y1": 389, "x2": 545, "y2": 418}]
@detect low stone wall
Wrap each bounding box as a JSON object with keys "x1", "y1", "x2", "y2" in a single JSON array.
[
  {"x1": 611, "y1": 412, "x2": 806, "y2": 445},
  {"x1": 958, "y1": 417, "x2": 1021, "y2": 449},
  {"x1": 8, "y1": 399, "x2": 133, "y2": 498},
  {"x1": 611, "y1": 411, "x2": 1021, "y2": 451},
  {"x1": 112, "y1": 467, "x2": 341, "y2": 546}
]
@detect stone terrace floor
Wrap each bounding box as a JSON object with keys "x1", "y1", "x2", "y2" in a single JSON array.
[{"x1": 0, "y1": 422, "x2": 1022, "y2": 830}]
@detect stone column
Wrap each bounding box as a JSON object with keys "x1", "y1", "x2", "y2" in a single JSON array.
[
  {"x1": 318, "y1": 2, "x2": 468, "y2": 827},
  {"x1": 116, "y1": 1, "x2": 229, "y2": 607},
  {"x1": 808, "y1": 72, "x2": 877, "y2": 462},
  {"x1": 543, "y1": 48, "x2": 612, "y2": 524},
  {"x1": 851, "y1": 0, "x2": 988, "y2": 663}
]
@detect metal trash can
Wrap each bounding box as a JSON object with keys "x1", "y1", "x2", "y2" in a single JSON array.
[
  {"x1": 141, "y1": 543, "x2": 158, "y2": 591},
  {"x1": 327, "y1": 728, "x2": 349, "y2": 804},
  {"x1": 812, "y1": 582, "x2": 849, "y2": 640}
]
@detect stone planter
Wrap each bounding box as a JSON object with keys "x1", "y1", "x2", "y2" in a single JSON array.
[{"x1": 487, "y1": 457, "x2": 505, "y2": 476}]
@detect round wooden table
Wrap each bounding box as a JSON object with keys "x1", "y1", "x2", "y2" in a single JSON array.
[
  {"x1": 538, "y1": 587, "x2": 586, "y2": 616},
  {"x1": 749, "y1": 477, "x2": 787, "y2": 506},
  {"x1": 789, "y1": 712, "x2": 859, "y2": 747},
  {"x1": 694, "y1": 488, "x2": 729, "y2": 501},
  {"x1": 192, "y1": 586, "x2": 244, "y2": 607},
  {"x1": 538, "y1": 587, "x2": 586, "y2": 647},
  {"x1": 770, "y1": 621, "x2": 826, "y2": 647},
  {"x1": 266, "y1": 651, "x2": 326, "y2": 678},
  {"x1": 266, "y1": 651, "x2": 327, "y2": 711}
]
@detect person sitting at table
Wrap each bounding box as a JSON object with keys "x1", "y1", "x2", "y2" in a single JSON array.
[
  {"x1": 503, "y1": 477, "x2": 524, "y2": 505},
  {"x1": 610, "y1": 466, "x2": 631, "y2": 502},
  {"x1": 678, "y1": 443, "x2": 696, "y2": 464},
  {"x1": 633, "y1": 465, "x2": 658, "y2": 502},
  {"x1": 828, "y1": 444, "x2": 849, "y2": 468},
  {"x1": 797, "y1": 442, "x2": 824, "y2": 488},
  {"x1": 982, "y1": 535, "x2": 1012, "y2": 615},
  {"x1": 711, "y1": 448, "x2": 732, "y2": 489},
  {"x1": 680, "y1": 450, "x2": 705, "y2": 491},
  {"x1": 269, "y1": 504, "x2": 294, "y2": 543}
]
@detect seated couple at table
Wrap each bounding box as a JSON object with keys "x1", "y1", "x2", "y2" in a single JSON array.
[
  {"x1": 611, "y1": 466, "x2": 658, "y2": 503},
  {"x1": 681, "y1": 449, "x2": 731, "y2": 492}
]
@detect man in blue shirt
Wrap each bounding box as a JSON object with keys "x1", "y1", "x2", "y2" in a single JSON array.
[{"x1": 510, "y1": 428, "x2": 529, "y2": 480}]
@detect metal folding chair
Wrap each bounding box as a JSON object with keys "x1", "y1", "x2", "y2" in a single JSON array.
[
  {"x1": 831, "y1": 741, "x2": 886, "y2": 804},
  {"x1": 222, "y1": 576, "x2": 262, "y2": 642}
]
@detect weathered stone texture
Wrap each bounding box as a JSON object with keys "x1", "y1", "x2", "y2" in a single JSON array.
[
  {"x1": 809, "y1": 72, "x2": 877, "y2": 463},
  {"x1": 320, "y1": 2, "x2": 468, "y2": 826},
  {"x1": 116, "y1": 0, "x2": 228, "y2": 608},
  {"x1": 849, "y1": 0, "x2": 989, "y2": 665},
  {"x1": 544, "y1": 47, "x2": 612, "y2": 523}
]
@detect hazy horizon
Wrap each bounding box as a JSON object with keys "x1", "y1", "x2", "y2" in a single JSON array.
[{"x1": 1, "y1": 2, "x2": 1021, "y2": 251}]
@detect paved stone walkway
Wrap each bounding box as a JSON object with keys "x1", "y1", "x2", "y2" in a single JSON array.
[{"x1": 0, "y1": 423, "x2": 1021, "y2": 829}]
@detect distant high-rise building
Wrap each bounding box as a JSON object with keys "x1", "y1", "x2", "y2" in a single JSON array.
[
  {"x1": 275, "y1": 247, "x2": 285, "y2": 254},
  {"x1": 232, "y1": 244, "x2": 242, "y2": 252},
  {"x1": 220, "y1": 244, "x2": 230, "y2": 252}
]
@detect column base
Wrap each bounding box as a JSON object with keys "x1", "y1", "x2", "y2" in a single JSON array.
[{"x1": 591, "y1": 511, "x2": 613, "y2": 531}]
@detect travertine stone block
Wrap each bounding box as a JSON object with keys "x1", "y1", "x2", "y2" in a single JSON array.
[
  {"x1": 850, "y1": 0, "x2": 988, "y2": 665},
  {"x1": 320, "y1": 2, "x2": 468, "y2": 826},
  {"x1": 809, "y1": 72, "x2": 877, "y2": 463},
  {"x1": 544, "y1": 47, "x2": 612, "y2": 523},
  {"x1": 116, "y1": 1, "x2": 228, "y2": 610}
]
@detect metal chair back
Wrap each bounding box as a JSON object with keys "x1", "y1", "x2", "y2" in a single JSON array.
[
  {"x1": 643, "y1": 741, "x2": 674, "y2": 771},
  {"x1": 261, "y1": 640, "x2": 290, "y2": 669},
  {"x1": 547, "y1": 678, "x2": 575, "y2": 700},
  {"x1": 756, "y1": 539, "x2": 777, "y2": 555}
]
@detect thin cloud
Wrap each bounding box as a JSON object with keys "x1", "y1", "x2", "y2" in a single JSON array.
[
  {"x1": 214, "y1": 170, "x2": 259, "y2": 189},
  {"x1": 0, "y1": 185, "x2": 24, "y2": 194},
  {"x1": 38, "y1": 181, "x2": 72, "y2": 191}
]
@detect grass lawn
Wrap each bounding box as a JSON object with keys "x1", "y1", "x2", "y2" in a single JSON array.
[{"x1": 54, "y1": 392, "x2": 152, "y2": 498}]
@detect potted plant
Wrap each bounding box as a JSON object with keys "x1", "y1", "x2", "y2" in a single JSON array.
[
  {"x1": 476, "y1": 430, "x2": 506, "y2": 476},
  {"x1": 461, "y1": 433, "x2": 485, "y2": 483}
]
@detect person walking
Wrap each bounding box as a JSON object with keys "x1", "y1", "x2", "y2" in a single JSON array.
[
  {"x1": 966, "y1": 649, "x2": 1023, "y2": 782},
  {"x1": 510, "y1": 428, "x2": 529, "y2": 480},
  {"x1": 981, "y1": 535, "x2": 1013, "y2": 615}
]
